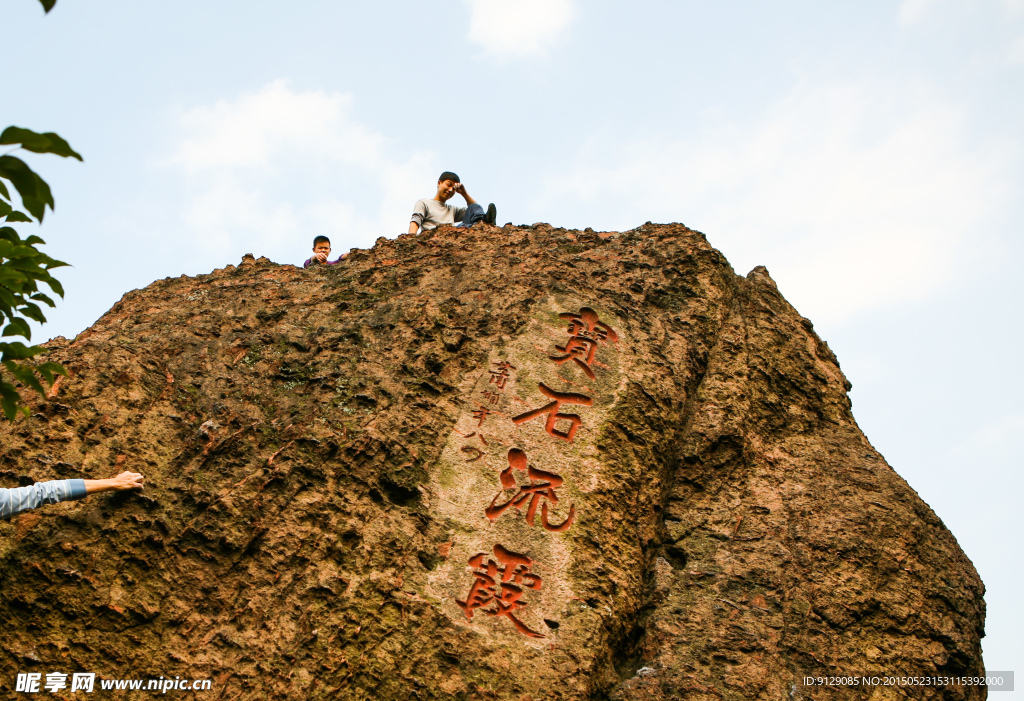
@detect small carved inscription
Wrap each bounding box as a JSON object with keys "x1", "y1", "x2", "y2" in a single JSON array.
[
  {"x1": 489, "y1": 360, "x2": 516, "y2": 390},
  {"x1": 461, "y1": 445, "x2": 484, "y2": 463},
  {"x1": 471, "y1": 407, "x2": 491, "y2": 426}
]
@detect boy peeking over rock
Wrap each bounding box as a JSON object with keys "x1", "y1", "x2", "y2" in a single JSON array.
[
  {"x1": 303, "y1": 236, "x2": 345, "y2": 268},
  {"x1": 408, "y1": 171, "x2": 496, "y2": 234}
]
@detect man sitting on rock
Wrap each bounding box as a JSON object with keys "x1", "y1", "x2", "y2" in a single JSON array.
[
  {"x1": 303, "y1": 236, "x2": 345, "y2": 268},
  {"x1": 408, "y1": 171, "x2": 496, "y2": 234},
  {"x1": 1, "y1": 471, "x2": 145, "y2": 519}
]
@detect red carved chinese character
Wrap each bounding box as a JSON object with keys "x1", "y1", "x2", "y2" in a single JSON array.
[
  {"x1": 489, "y1": 360, "x2": 516, "y2": 390},
  {"x1": 462, "y1": 431, "x2": 489, "y2": 446},
  {"x1": 481, "y1": 390, "x2": 501, "y2": 404},
  {"x1": 550, "y1": 307, "x2": 618, "y2": 379},
  {"x1": 456, "y1": 544, "x2": 544, "y2": 638},
  {"x1": 461, "y1": 445, "x2": 484, "y2": 462},
  {"x1": 512, "y1": 383, "x2": 593, "y2": 442},
  {"x1": 561, "y1": 307, "x2": 618, "y2": 343},
  {"x1": 486, "y1": 448, "x2": 575, "y2": 532},
  {"x1": 471, "y1": 407, "x2": 491, "y2": 426}
]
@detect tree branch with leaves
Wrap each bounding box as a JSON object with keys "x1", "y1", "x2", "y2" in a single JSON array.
[{"x1": 0, "y1": 126, "x2": 80, "y2": 419}]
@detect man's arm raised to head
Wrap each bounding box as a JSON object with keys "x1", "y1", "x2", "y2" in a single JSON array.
[{"x1": 454, "y1": 182, "x2": 476, "y2": 205}]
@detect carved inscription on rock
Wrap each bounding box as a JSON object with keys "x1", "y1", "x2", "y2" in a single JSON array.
[{"x1": 426, "y1": 300, "x2": 628, "y2": 645}]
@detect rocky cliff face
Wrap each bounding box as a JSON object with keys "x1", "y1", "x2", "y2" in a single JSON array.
[{"x1": 0, "y1": 223, "x2": 985, "y2": 700}]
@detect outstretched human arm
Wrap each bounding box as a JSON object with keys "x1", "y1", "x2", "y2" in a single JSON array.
[
  {"x1": 304, "y1": 253, "x2": 347, "y2": 267},
  {"x1": 1, "y1": 471, "x2": 144, "y2": 519}
]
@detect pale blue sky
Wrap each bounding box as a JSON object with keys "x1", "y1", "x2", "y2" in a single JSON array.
[{"x1": 5, "y1": 0, "x2": 1023, "y2": 683}]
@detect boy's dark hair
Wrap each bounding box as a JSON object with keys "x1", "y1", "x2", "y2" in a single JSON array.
[{"x1": 313, "y1": 235, "x2": 330, "y2": 247}]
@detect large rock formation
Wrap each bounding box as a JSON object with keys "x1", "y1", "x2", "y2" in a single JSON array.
[{"x1": 0, "y1": 223, "x2": 985, "y2": 699}]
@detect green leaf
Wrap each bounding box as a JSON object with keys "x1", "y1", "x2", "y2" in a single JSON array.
[
  {"x1": 0, "y1": 346, "x2": 65, "y2": 420},
  {"x1": 0, "y1": 257, "x2": 25, "y2": 273},
  {"x1": 34, "y1": 362, "x2": 66, "y2": 385},
  {"x1": 19, "y1": 302, "x2": 46, "y2": 324},
  {"x1": 0, "y1": 201, "x2": 10, "y2": 218},
  {"x1": 37, "y1": 361, "x2": 67, "y2": 377},
  {"x1": 4, "y1": 211, "x2": 33, "y2": 223},
  {"x1": 0, "y1": 126, "x2": 82, "y2": 161},
  {"x1": 0, "y1": 180, "x2": 10, "y2": 201},
  {"x1": 1, "y1": 395, "x2": 17, "y2": 421},
  {"x1": 10, "y1": 365, "x2": 44, "y2": 395},
  {"x1": 0, "y1": 270, "x2": 29, "y2": 288},
  {"x1": 37, "y1": 0, "x2": 57, "y2": 12},
  {"x1": 0, "y1": 379, "x2": 19, "y2": 400},
  {"x1": 2, "y1": 318, "x2": 31, "y2": 339},
  {"x1": 6, "y1": 257, "x2": 47, "y2": 271},
  {"x1": 0, "y1": 156, "x2": 53, "y2": 222},
  {"x1": 30, "y1": 292, "x2": 55, "y2": 307},
  {"x1": 36, "y1": 365, "x2": 53, "y2": 384},
  {"x1": 45, "y1": 277, "x2": 64, "y2": 297},
  {"x1": 3, "y1": 241, "x2": 37, "y2": 259},
  {"x1": 0, "y1": 341, "x2": 45, "y2": 361}
]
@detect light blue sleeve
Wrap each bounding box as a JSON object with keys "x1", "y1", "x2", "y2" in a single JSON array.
[{"x1": 0, "y1": 479, "x2": 88, "y2": 520}]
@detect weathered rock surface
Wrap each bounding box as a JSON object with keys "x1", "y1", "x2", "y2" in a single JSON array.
[{"x1": 0, "y1": 223, "x2": 985, "y2": 699}]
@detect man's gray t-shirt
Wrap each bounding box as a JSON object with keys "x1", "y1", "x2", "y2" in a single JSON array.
[{"x1": 410, "y1": 199, "x2": 467, "y2": 231}]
